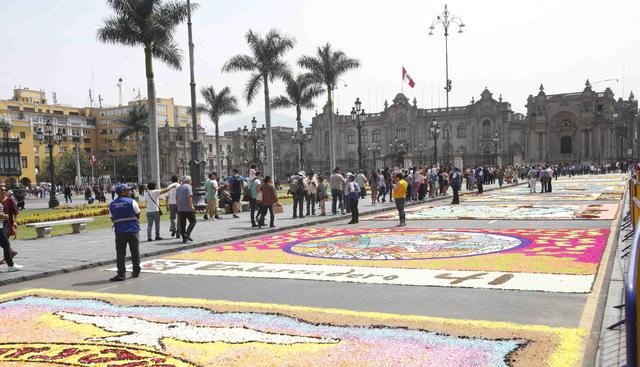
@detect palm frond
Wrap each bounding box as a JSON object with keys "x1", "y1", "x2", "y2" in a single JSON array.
[
  {"x1": 97, "y1": 16, "x2": 140, "y2": 46},
  {"x1": 222, "y1": 54, "x2": 256, "y2": 73},
  {"x1": 244, "y1": 73, "x2": 264, "y2": 105},
  {"x1": 270, "y1": 96, "x2": 293, "y2": 110},
  {"x1": 152, "y1": 40, "x2": 183, "y2": 70}
]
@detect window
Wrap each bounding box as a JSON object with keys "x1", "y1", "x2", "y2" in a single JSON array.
[
  {"x1": 361, "y1": 129, "x2": 368, "y2": 143},
  {"x1": 457, "y1": 125, "x2": 466, "y2": 138},
  {"x1": 560, "y1": 136, "x2": 572, "y2": 154},
  {"x1": 482, "y1": 120, "x2": 491, "y2": 138},
  {"x1": 20, "y1": 156, "x2": 27, "y2": 168},
  {"x1": 396, "y1": 126, "x2": 407, "y2": 141},
  {"x1": 372, "y1": 129, "x2": 380, "y2": 143},
  {"x1": 443, "y1": 127, "x2": 451, "y2": 139},
  {"x1": 347, "y1": 131, "x2": 356, "y2": 144},
  {"x1": 209, "y1": 144, "x2": 213, "y2": 153},
  {"x1": 84, "y1": 138, "x2": 91, "y2": 144},
  {"x1": 324, "y1": 130, "x2": 330, "y2": 146},
  {"x1": 84, "y1": 148, "x2": 92, "y2": 153},
  {"x1": 34, "y1": 157, "x2": 40, "y2": 167}
]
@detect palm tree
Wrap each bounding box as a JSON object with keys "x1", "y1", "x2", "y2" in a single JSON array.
[
  {"x1": 97, "y1": 0, "x2": 195, "y2": 185},
  {"x1": 196, "y1": 86, "x2": 240, "y2": 174},
  {"x1": 222, "y1": 29, "x2": 295, "y2": 178},
  {"x1": 117, "y1": 103, "x2": 149, "y2": 183},
  {"x1": 298, "y1": 43, "x2": 360, "y2": 171},
  {"x1": 271, "y1": 74, "x2": 325, "y2": 171}
]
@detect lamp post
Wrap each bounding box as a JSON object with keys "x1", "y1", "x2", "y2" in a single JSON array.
[
  {"x1": 492, "y1": 132, "x2": 500, "y2": 166},
  {"x1": 414, "y1": 143, "x2": 427, "y2": 166},
  {"x1": 429, "y1": 4, "x2": 465, "y2": 157},
  {"x1": 290, "y1": 127, "x2": 310, "y2": 172},
  {"x1": 225, "y1": 146, "x2": 234, "y2": 175},
  {"x1": 367, "y1": 143, "x2": 382, "y2": 170},
  {"x1": 36, "y1": 120, "x2": 63, "y2": 208},
  {"x1": 350, "y1": 97, "x2": 367, "y2": 171},
  {"x1": 106, "y1": 149, "x2": 117, "y2": 180},
  {"x1": 430, "y1": 119, "x2": 441, "y2": 165},
  {"x1": 388, "y1": 139, "x2": 405, "y2": 167},
  {"x1": 179, "y1": 156, "x2": 186, "y2": 177}
]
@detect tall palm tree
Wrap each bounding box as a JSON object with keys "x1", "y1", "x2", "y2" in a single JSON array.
[
  {"x1": 298, "y1": 43, "x2": 360, "y2": 171},
  {"x1": 196, "y1": 86, "x2": 240, "y2": 174},
  {"x1": 271, "y1": 74, "x2": 325, "y2": 170},
  {"x1": 222, "y1": 29, "x2": 295, "y2": 178},
  {"x1": 117, "y1": 103, "x2": 149, "y2": 183},
  {"x1": 97, "y1": 0, "x2": 195, "y2": 185}
]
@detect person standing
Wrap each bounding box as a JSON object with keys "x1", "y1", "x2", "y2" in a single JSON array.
[
  {"x1": 356, "y1": 170, "x2": 367, "y2": 199},
  {"x1": 0, "y1": 186, "x2": 18, "y2": 271},
  {"x1": 64, "y1": 185, "x2": 72, "y2": 204},
  {"x1": 330, "y1": 167, "x2": 346, "y2": 215},
  {"x1": 393, "y1": 173, "x2": 408, "y2": 227},
  {"x1": 475, "y1": 166, "x2": 484, "y2": 194},
  {"x1": 370, "y1": 170, "x2": 379, "y2": 205},
  {"x1": 204, "y1": 172, "x2": 219, "y2": 221},
  {"x1": 289, "y1": 172, "x2": 305, "y2": 219},
  {"x1": 257, "y1": 176, "x2": 277, "y2": 228},
  {"x1": 3, "y1": 190, "x2": 19, "y2": 240},
  {"x1": 176, "y1": 176, "x2": 196, "y2": 243},
  {"x1": 144, "y1": 182, "x2": 176, "y2": 242},
  {"x1": 248, "y1": 171, "x2": 262, "y2": 227},
  {"x1": 306, "y1": 172, "x2": 317, "y2": 216},
  {"x1": 346, "y1": 174, "x2": 361, "y2": 224},
  {"x1": 108, "y1": 184, "x2": 141, "y2": 281},
  {"x1": 451, "y1": 167, "x2": 462, "y2": 204},
  {"x1": 166, "y1": 175, "x2": 181, "y2": 238},
  {"x1": 227, "y1": 169, "x2": 244, "y2": 218},
  {"x1": 527, "y1": 166, "x2": 538, "y2": 193},
  {"x1": 547, "y1": 166, "x2": 554, "y2": 193},
  {"x1": 317, "y1": 175, "x2": 329, "y2": 216}
]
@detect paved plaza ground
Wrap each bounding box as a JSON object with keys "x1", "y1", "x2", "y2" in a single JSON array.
[{"x1": 0, "y1": 174, "x2": 628, "y2": 366}]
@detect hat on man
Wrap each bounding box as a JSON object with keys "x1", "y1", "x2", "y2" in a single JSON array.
[
  {"x1": 115, "y1": 184, "x2": 132, "y2": 195},
  {"x1": 298, "y1": 171, "x2": 305, "y2": 176}
]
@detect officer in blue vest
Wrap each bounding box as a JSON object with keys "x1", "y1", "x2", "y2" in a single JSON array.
[{"x1": 109, "y1": 184, "x2": 141, "y2": 281}]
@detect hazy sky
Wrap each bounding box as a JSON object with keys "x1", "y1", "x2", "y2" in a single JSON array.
[{"x1": 2, "y1": 0, "x2": 639, "y2": 132}]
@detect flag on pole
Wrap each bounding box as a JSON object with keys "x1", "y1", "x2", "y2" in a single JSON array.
[
  {"x1": 91, "y1": 155, "x2": 97, "y2": 167},
  {"x1": 402, "y1": 66, "x2": 416, "y2": 88}
]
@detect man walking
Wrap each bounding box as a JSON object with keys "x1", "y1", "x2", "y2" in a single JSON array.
[
  {"x1": 346, "y1": 173, "x2": 361, "y2": 224},
  {"x1": 166, "y1": 175, "x2": 181, "y2": 238},
  {"x1": 108, "y1": 184, "x2": 141, "y2": 281},
  {"x1": 393, "y1": 173, "x2": 408, "y2": 227},
  {"x1": 289, "y1": 171, "x2": 305, "y2": 219},
  {"x1": 528, "y1": 166, "x2": 538, "y2": 193},
  {"x1": 248, "y1": 171, "x2": 262, "y2": 227},
  {"x1": 176, "y1": 176, "x2": 196, "y2": 243},
  {"x1": 144, "y1": 182, "x2": 176, "y2": 242},
  {"x1": 356, "y1": 170, "x2": 368, "y2": 199},
  {"x1": 227, "y1": 169, "x2": 244, "y2": 218},
  {"x1": 204, "y1": 172, "x2": 219, "y2": 221},
  {"x1": 330, "y1": 167, "x2": 346, "y2": 215}
]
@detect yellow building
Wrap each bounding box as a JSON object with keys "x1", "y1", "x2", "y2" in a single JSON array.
[{"x1": 0, "y1": 88, "x2": 199, "y2": 186}]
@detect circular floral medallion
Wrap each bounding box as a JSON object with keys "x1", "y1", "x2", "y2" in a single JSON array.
[{"x1": 284, "y1": 231, "x2": 528, "y2": 260}]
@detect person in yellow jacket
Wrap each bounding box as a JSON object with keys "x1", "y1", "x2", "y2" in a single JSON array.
[{"x1": 392, "y1": 173, "x2": 408, "y2": 227}]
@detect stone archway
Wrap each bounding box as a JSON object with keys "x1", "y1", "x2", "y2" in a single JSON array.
[{"x1": 550, "y1": 111, "x2": 578, "y2": 162}]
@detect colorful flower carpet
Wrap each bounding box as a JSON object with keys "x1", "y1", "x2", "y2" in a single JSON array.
[
  {"x1": 363, "y1": 203, "x2": 618, "y2": 221},
  {"x1": 463, "y1": 192, "x2": 623, "y2": 202},
  {"x1": 124, "y1": 228, "x2": 611, "y2": 293},
  {"x1": 0, "y1": 289, "x2": 585, "y2": 367}
]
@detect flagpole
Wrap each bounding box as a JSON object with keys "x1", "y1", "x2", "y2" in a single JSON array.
[{"x1": 401, "y1": 66, "x2": 404, "y2": 94}]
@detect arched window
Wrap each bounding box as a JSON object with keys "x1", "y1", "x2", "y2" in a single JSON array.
[
  {"x1": 347, "y1": 130, "x2": 356, "y2": 144},
  {"x1": 361, "y1": 129, "x2": 368, "y2": 143},
  {"x1": 397, "y1": 125, "x2": 407, "y2": 141},
  {"x1": 482, "y1": 119, "x2": 491, "y2": 138},
  {"x1": 324, "y1": 130, "x2": 329, "y2": 146},
  {"x1": 561, "y1": 136, "x2": 572, "y2": 154},
  {"x1": 372, "y1": 129, "x2": 380, "y2": 143},
  {"x1": 457, "y1": 125, "x2": 466, "y2": 138},
  {"x1": 443, "y1": 126, "x2": 451, "y2": 139}
]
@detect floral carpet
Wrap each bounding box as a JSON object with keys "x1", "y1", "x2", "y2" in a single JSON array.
[
  {"x1": 363, "y1": 203, "x2": 618, "y2": 220},
  {"x1": 0, "y1": 289, "x2": 584, "y2": 367}
]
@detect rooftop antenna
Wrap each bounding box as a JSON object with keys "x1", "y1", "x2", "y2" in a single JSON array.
[
  {"x1": 89, "y1": 89, "x2": 94, "y2": 108},
  {"x1": 98, "y1": 94, "x2": 103, "y2": 109},
  {"x1": 117, "y1": 78, "x2": 123, "y2": 106},
  {"x1": 137, "y1": 88, "x2": 141, "y2": 101},
  {"x1": 53, "y1": 92, "x2": 58, "y2": 105}
]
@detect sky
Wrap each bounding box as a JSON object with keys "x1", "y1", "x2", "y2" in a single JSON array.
[{"x1": 1, "y1": 0, "x2": 639, "y2": 133}]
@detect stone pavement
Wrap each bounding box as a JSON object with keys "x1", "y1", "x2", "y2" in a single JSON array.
[{"x1": 0, "y1": 181, "x2": 512, "y2": 285}]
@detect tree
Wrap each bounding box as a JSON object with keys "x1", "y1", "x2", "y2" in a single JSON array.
[
  {"x1": 37, "y1": 151, "x2": 92, "y2": 186},
  {"x1": 222, "y1": 29, "x2": 295, "y2": 178},
  {"x1": 271, "y1": 73, "x2": 325, "y2": 170},
  {"x1": 97, "y1": 0, "x2": 195, "y2": 185},
  {"x1": 117, "y1": 103, "x2": 149, "y2": 183},
  {"x1": 196, "y1": 86, "x2": 240, "y2": 175},
  {"x1": 298, "y1": 43, "x2": 360, "y2": 171}
]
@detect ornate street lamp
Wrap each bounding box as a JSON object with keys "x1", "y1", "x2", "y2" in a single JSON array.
[
  {"x1": 290, "y1": 125, "x2": 310, "y2": 172},
  {"x1": 388, "y1": 139, "x2": 405, "y2": 167},
  {"x1": 225, "y1": 146, "x2": 234, "y2": 175},
  {"x1": 492, "y1": 132, "x2": 500, "y2": 166},
  {"x1": 35, "y1": 120, "x2": 63, "y2": 208},
  {"x1": 414, "y1": 143, "x2": 427, "y2": 166},
  {"x1": 430, "y1": 119, "x2": 441, "y2": 165},
  {"x1": 429, "y1": 5, "x2": 465, "y2": 155},
  {"x1": 367, "y1": 143, "x2": 382, "y2": 170},
  {"x1": 351, "y1": 97, "x2": 367, "y2": 171}
]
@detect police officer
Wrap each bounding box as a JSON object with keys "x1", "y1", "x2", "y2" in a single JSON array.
[{"x1": 109, "y1": 184, "x2": 141, "y2": 281}]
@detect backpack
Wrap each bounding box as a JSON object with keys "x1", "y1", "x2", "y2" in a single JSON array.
[
  {"x1": 231, "y1": 176, "x2": 242, "y2": 193},
  {"x1": 289, "y1": 177, "x2": 300, "y2": 194}
]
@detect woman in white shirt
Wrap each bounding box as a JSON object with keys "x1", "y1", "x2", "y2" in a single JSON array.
[{"x1": 145, "y1": 182, "x2": 177, "y2": 241}]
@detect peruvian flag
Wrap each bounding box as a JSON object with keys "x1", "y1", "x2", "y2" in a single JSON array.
[
  {"x1": 91, "y1": 155, "x2": 97, "y2": 167},
  {"x1": 402, "y1": 66, "x2": 416, "y2": 88}
]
